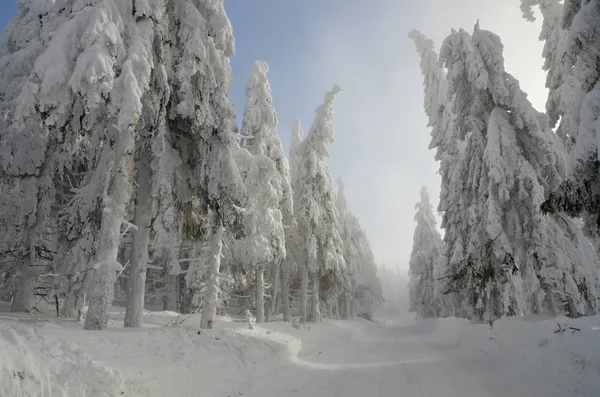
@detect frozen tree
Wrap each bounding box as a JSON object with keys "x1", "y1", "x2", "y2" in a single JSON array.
[
  {"x1": 233, "y1": 149, "x2": 285, "y2": 323},
  {"x1": 0, "y1": 0, "x2": 245, "y2": 329},
  {"x1": 0, "y1": 0, "x2": 59, "y2": 312},
  {"x1": 543, "y1": 1, "x2": 600, "y2": 242},
  {"x1": 409, "y1": 30, "x2": 464, "y2": 316},
  {"x1": 408, "y1": 187, "x2": 444, "y2": 318},
  {"x1": 289, "y1": 118, "x2": 305, "y2": 180},
  {"x1": 564, "y1": 0, "x2": 600, "y2": 170},
  {"x1": 124, "y1": 57, "x2": 173, "y2": 327},
  {"x1": 438, "y1": 24, "x2": 599, "y2": 320},
  {"x1": 1, "y1": 0, "x2": 160, "y2": 328},
  {"x1": 293, "y1": 85, "x2": 347, "y2": 323},
  {"x1": 520, "y1": 0, "x2": 581, "y2": 148},
  {"x1": 185, "y1": 224, "x2": 233, "y2": 329},
  {"x1": 167, "y1": 0, "x2": 246, "y2": 323},
  {"x1": 238, "y1": 61, "x2": 293, "y2": 322},
  {"x1": 281, "y1": 118, "x2": 305, "y2": 322},
  {"x1": 336, "y1": 178, "x2": 382, "y2": 318}
]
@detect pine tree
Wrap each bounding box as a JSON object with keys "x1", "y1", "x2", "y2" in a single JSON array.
[
  {"x1": 439, "y1": 24, "x2": 599, "y2": 320},
  {"x1": 281, "y1": 118, "x2": 305, "y2": 322},
  {"x1": 336, "y1": 178, "x2": 383, "y2": 318},
  {"x1": 543, "y1": 1, "x2": 600, "y2": 223},
  {"x1": 238, "y1": 61, "x2": 293, "y2": 322},
  {"x1": 408, "y1": 187, "x2": 444, "y2": 318},
  {"x1": 0, "y1": 0, "x2": 59, "y2": 312},
  {"x1": 409, "y1": 29, "x2": 464, "y2": 316},
  {"x1": 232, "y1": 149, "x2": 285, "y2": 323},
  {"x1": 293, "y1": 85, "x2": 347, "y2": 323},
  {"x1": 520, "y1": 0, "x2": 581, "y2": 148}
]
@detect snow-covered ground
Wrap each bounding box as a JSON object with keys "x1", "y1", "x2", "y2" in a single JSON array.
[{"x1": 1, "y1": 303, "x2": 599, "y2": 396}]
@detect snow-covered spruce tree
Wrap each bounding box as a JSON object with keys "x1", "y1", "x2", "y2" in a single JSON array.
[
  {"x1": 439, "y1": 25, "x2": 600, "y2": 320},
  {"x1": 147, "y1": 120, "x2": 185, "y2": 313},
  {"x1": 232, "y1": 149, "x2": 285, "y2": 323},
  {"x1": 409, "y1": 29, "x2": 463, "y2": 316},
  {"x1": 184, "y1": 211, "x2": 233, "y2": 330},
  {"x1": 293, "y1": 85, "x2": 347, "y2": 323},
  {"x1": 0, "y1": 0, "x2": 61, "y2": 312},
  {"x1": 238, "y1": 61, "x2": 293, "y2": 322},
  {"x1": 165, "y1": 0, "x2": 246, "y2": 326},
  {"x1": 408, "y1": 186, "x2": 444, "y2": 318},
  {"x1": 543, "y1": 1, "x2": 600, "y2": 232},
  {"x1": 280, "y1": 118, "x2": 305, "y2": 322},
  {"x1": 520, "y1": 0, "x2": 581, "y2": 148},
  {"x1": 124, "y1": 50, "x2": 173, "y2": 328},
  {"x1": 336, "y1": 178, "x2": 383, "y2": 318}
]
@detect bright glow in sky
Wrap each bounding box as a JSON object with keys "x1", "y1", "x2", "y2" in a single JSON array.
[{"x1": 0, "y1": 1, "x2": 546, "y2": 270}]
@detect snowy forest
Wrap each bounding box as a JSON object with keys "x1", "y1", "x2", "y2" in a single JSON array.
[
  {"x1": 1, "y1": 1, "x2": 600, "y2": 396},
  {"x1": 0, "y1": 0, "x2": 384, "y2": 331}
]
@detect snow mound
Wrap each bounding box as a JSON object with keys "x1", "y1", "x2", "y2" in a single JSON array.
[{"x1": 0, "y1": 322, "x2": 124, "y2": 397}]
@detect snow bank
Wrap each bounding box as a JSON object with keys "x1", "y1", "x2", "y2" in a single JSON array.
[
  {"x1": 0, "y1": 321, "x2": 124, "y2": 397},
  {"x1": 0, "y1": 303, "x2": 369, "y2": 397},
  {"x1": 415, "y1": 315, "x2": 600, "y2": 396}
]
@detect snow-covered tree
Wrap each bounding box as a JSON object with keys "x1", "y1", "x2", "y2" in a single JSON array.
[
  {"x1": 233, "y1": 149, "x2": 285, "y2": 323},
  {"x1": 237, "y1": 61, "x2": 293, "y2": 322},
  {"x1": 336, "y1": 178, "x2": 382, "y2": 318},
  {"x1": 438, "y1": 24, "x2": 600, "y2": 320},
  {"x1": 543, "y1": 1, "x2": 600, "y2": 225},
  {"x1": 0, "y1": 0, "x2": 59, "y2": 313},
  {"x1": 281, "y1": 118, "x2": 305, "y2": 322},
  {"x1": 186, "y1": 223, "x2": 233, "y2": 329},
  {"x1": 520, "y1": 0, "x2": 581, "y2": 148},
  {"x1": 409, "y1": 29, "x2": 464, "y2": 316},
  {"x1": 408, "y1": 186, "x2": 444, "y2": 318},
  {"x1": 293, "y1": 85, "x2": 347, "y2": 323}
]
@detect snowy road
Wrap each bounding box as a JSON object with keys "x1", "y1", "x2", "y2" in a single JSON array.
[{"x1": 246, "y1": 321, "x2": 523, "y2": 397}]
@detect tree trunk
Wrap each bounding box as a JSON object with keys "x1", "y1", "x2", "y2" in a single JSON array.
[
  {"x1": 266, "y1": 260, "x2": 280, "y2": 322},
  {"x1": 180, "y1": 289, "x2": 194, "y2": 314},
  {"x1": 124, "y1": 152, "x2": 153, "y2": 328},
  {"x1": 309, "y1": 272, "x2": 321, "y2": 322},
  {"x1": 256, "y1": 268, "x2": 265, "y2": 323},
  {"x1": 200, "y1": 227, "x2": 225, "y2": 329},
  {"x1": 84, "y1": 128, "x2": 135, "y2": 331},
  {"x1": 10, "y1": 261, "x2": 36, "y2": 313},
  {"x1": 281, "y1": 258, "x2": 291, "y2": 322},
  {"x1": 163, "y1": 274, "x2": 178, "y2": 311},
  {"x1": 344, "y1": 292, "x2": 351, "y2": 319},
  {"x1": 334, "y1": 298, "x2": 340, "y2": 319},
  {"x1": 299, "y1": 265, "x2": 309, "y2": 323},
  {"x1": 61, "y1": 275, "x2": 86, "y2": 319}
]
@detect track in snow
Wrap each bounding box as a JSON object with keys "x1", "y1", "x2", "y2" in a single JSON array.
[{"x1": 245, "y1": 321, "x2": 537, "y2": 397}]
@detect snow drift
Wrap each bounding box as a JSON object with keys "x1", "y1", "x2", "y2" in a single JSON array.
[{"x1": 0, "y1": 322, "x2": 124, "y2": 397}]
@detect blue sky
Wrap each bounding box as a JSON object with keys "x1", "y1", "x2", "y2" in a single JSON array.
[{"x1": 0, "y1": 1, "x2": 546, "y2": 268}]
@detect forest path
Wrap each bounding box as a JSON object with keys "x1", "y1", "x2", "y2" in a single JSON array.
[{"x1": 245, "y1": 320, "x2": 520, "y2": 397}]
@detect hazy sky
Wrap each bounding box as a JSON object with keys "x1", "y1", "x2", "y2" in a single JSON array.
[{"x1": 0, "y1": 1, "x2": 546, "y2": 270}]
